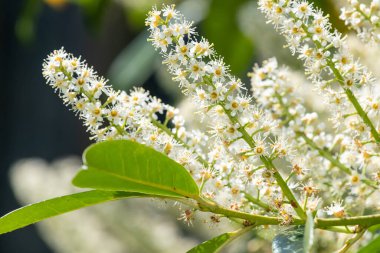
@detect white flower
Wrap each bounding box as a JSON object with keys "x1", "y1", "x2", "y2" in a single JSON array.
[
  {"x1": 189, "y1": 59, "x2": 206, "y2": 81},
  {"x1": 325, "y1": 201, "x2": 345, "y2": 218}
]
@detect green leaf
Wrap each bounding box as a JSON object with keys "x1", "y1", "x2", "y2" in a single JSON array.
[
  {"x1": 187, "y1": 227, "x2": 253, "y2": 253},
  {"x1": 303, "y1": 211, "x2": 314, "y2": 253},
  {"x1": 72, "y1": 140, "x2": 200, "y2": 199},
  {"x1": 187, "y1": 231, "x2": 241, "y2": 253},
  {"x1": 273, "y1": 228, "x2": 304, "y2": 253},
  {"x1": 368, "y1": 224, "x2": 380, "y2": 233},
  {"x1": 0, "y1": 190, "x2": 144, "y2": 235},
  {"x1": 357, "y1": 236, "x2": 380, "y2": 253}
]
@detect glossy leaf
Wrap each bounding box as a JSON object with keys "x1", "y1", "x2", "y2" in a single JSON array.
[
  {"x1": 73, "y1": 140, "x2": 200, "y2": 199},
  {"x1": 0, "y1": 190, "x2": 144, "y2": 235},
  {"x1": 273, "y1": 228, "x2": 304, "y2": 253},
  {"x1": 357, "y1": 236, "x2": 380, "y2": 253},
  {"x1": 187, "y1": 231, "x2": 234, "y2": 253},
  {"x1": 368, "y1": 224, "x2": 380, "y2": 233}
]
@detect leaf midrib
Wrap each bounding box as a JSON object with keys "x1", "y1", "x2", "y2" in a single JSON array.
[{"x1": 85, "y1": 166, "x2": 199, "y2": 199}]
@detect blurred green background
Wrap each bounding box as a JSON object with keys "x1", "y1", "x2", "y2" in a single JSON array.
[{"x1": 0, "y1": 0, "x2": 344, "y2": 252}]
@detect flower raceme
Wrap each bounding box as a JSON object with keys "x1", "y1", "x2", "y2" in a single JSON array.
[
  {"x1": 258, "y1": 0, "x2": 380, "y2": 188},
  {"x1": 258, "y1": 0, "x2": 380, "y2": 150},
  {"x1": 249, "y1": 58, "x2": 379, "y2": 206},
  {"x1": 42, "y1": 48, "x2": 210, "y2": 185}
]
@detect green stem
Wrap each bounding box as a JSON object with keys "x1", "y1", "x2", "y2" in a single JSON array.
[
  {"x1": 174, "y1": 195, "x2": 380, "y2": 231},
  {"x1": 196, "y1": 197, "x2": 290, "y2": 225},
  {"x1": 262, "y1": 156, "x2": 307, "y2": 220},
  {"x1": 298, "y1": 130, "x2": 377, "y2": 188},
  {"x1": 222, "y1": 106, "x2": 307, "y2": 220},
  {"x1": 302, "y1": 22, "x2": 380, "y2": 144},
  {"x1": 285, "y1": 172, "x2": 295, "y2": 183},
  {"x1": 317, "y1": 214, "x2": 380, "y2": 228},
  {"x1": 161, "y1": 21, "x2": 306, "y2": 219},
  {"x1": 303, "y1": 193, "x2": 309, "y2": 211},
  {"x1": 274, "y1": 92, "x2": 294, "y2": 122},
  {"x1": 344, "y1": 88, "x2": 380, "y2": 143},
  {"x1": 151, "y1": 118, "x2": 210, "y2": 168},
  {"x1": 274, "y1": 90, "x2": 353, "y2": 176},
  {"x1": 321, "y1": 226, "x2": 355, "y2": 234},
  {"x1": 192, "y1": 196, "x2": 380, "y2": 229},
  {"x1": 271, "y1": 82, "x2": 378, "y2": 186},
  {"x1": 296, "y1": 131, "x2": 352, "y2": 175},
  {"x1": 355, "y1": 6, "x2": 380, "y2": 28},
  {"x1": 337, "y1": 228, "x2": 366, "y2": 253},
  {"x1": 243, "y1": 191, "x2": 273, "y2": 212}
]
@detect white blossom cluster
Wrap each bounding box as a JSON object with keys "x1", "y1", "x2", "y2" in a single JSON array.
[
  {"x1": 43, "y1": 47, "x2": 291, "y2": 223},
  {"x1": 145, "y1": 4, "x2": 321, "y2": 224},
  {"x1": 258, "y1": 0, "x2": 380, "y2": 211},
  {"x1": 42, "y1": 48, "x2": 210, "y2": 191},
  {"x1": 249, "y1": 58, "x2": 380, "y2": 215},
  {"x1": 340, "y1": 0, "x2": 380, "y2": 44},
  {"x1": 258, "y1": 0, "x2": 379, "y2": 134}
]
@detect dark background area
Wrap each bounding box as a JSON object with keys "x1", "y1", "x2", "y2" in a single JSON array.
[{"x1": 0, "y1": 1, "x2": 137, "y2": 252}]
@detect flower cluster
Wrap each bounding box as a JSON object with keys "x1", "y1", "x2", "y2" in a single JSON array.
[
  {"x1": 340, "y1": 0, "x2": 380, "y2": 44},
  {"x1": 42, "y1": 48, "x2": 209, "y2": 187},
  {"x1": 43, "y1": 46, "x2": 298, "y2": 223},
  {"x1": 258, "y1": 0, "x2": 380, "y2": 141},
  {"x1": 258, "y1": 0, "x2": 380, "y2": 202},
  {"x1": 146, "y1": 6, "x2": 274, "y2": 146},
  {"x1": 249, "y1": 58, "x2": 380, "y2": 212},
  {"x1": 146, "y1": 4, "x2": 350, "y2": 223}
]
